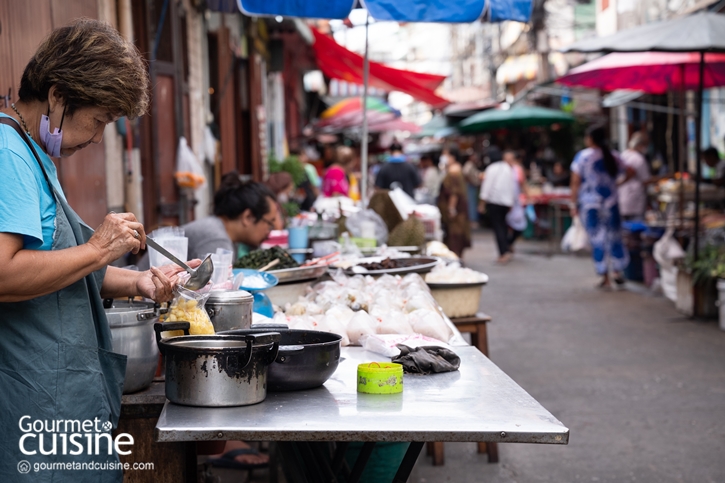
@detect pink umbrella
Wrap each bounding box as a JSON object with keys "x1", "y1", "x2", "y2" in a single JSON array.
[
  {"x1": 557, "y1": 52, "x2": 725, "y2": 93},
  {"x1": 368, "y1": 118, "x2": 422, "y2": 133}
]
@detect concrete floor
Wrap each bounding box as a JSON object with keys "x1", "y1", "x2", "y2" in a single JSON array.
[
  {"x1": 409, "y1": 231, "x2": 725, "y2": 483},
  {"x1": 209, "y1": 230, "x2": 725, "y2": 483}
]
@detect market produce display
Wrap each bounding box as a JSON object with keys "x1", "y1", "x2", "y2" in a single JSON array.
[
  {"x1": 273, "y1": 270, "x2": 453, "y2": 346},
  {"x1": 234, "y1": 246, "x2": 299, "y2": 270},
  {"x1": 425, "y1": 263, "x2": 489, "y2": 284}
]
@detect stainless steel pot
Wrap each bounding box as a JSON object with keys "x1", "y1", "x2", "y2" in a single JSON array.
[
  {"x1": 205, "y1": 290, "x2": 253, "y2": 332},
  {"x1": 104, "y1": 300, "x2": 159, "y2": 394},
  {"x1": 154, "y1": 322, "x2": 280, "y2": 407}
]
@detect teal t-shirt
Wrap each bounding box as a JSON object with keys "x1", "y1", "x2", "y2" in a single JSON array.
[{"x1": 0, "y1": 112, "x2": 65, "y2": 250}]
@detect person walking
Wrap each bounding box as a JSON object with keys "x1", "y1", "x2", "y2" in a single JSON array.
[
  {"x1": 570, "y1": 125, "x2": 635, "y2": 289},
  {"x1": 462, "y1": 151, "x2": 484, "y2": 228},
  {"x1": 619, "y1": 132, "x2": 651, "y2": 221},
  {"x1": 419, "y1": 153, "x2": 441, "y2": 204},
  {"x1": 437, "y1": 160, "x2": 471, "y2": 257},
  {"x1": 479, "y1": 150, "x2": 518, "y2": 263},
  {"x1": 375, "y1": 142, "x2": 421, "y2": 198},
  {"x1": 506, "y1": 151, "x2": 528, "y2": 252}
]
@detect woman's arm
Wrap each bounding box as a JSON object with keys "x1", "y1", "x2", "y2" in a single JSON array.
[
  {"x1": 102, "y1": 263, "x2": 198, "y2": 303},
  {"x1": 0, "y1": 213, "x2": 143, "y2": 303}
]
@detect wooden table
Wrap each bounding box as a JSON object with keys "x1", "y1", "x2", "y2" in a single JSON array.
[{"x1": 427, "y1": 312, "x2": 498, "y2": 465}]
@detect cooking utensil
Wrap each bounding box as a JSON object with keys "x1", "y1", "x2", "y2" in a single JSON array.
[
  {"x1": 268, "y1": 265, "x2": 329, "y2": 284},
  {"x1": 145, "y1": 237, "x2": 214, "y2": 290},
  {"x1": 220, "y1": 324, "x2": 342, "y2": 391},
  {"x1": 205, "y1": 290, "x2": 254, "y2": 332},
  {"x1": 154, "y1": 322, "x2": 280, "y2": 407},
  {"x1": 258, "y1": 259, "x2": 280, "y2": 271},
  {"x1": 341, "y1": 256, "x2": 439, "y2": 276},
  {"x1": 104, "y1": 299, "x2": 159, "y2": 394}
]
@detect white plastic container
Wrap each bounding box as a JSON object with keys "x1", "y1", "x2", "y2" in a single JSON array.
[
  {"x1": 148, "y1": 236, "x2": 188, "y2": 269},
  {"x1": 717, "y1": 279, "x2": 725, "y2": 331}
]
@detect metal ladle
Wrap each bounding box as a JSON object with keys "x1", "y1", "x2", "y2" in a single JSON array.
[{"x1": 144, "y1": 236, "x2": 214, "y2": 290}]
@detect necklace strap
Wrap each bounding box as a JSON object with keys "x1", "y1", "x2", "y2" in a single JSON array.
[{"x1": 10, "y1": 103, "x2": 32, "y2": 139}]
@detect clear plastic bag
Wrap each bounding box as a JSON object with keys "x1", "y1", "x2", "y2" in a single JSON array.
[
  {"x1": 345, "y1": 209, "x2": 389, "y2": 245},
  {"x1": 159, "y1": 286, "x2": 215, "y2": 336},
  {"x1": 174, "y1": 136, "x2": 206, "y2": 189}
]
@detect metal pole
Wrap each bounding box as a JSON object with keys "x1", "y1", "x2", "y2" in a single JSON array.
[
  {"x1": 360, "y1": 14, "x2": 370, "y2": 206},
  {"x1": 694, "y1": 51, "x2": 705, "y2": 264}
]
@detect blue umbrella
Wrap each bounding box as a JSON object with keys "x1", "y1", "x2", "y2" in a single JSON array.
[
  {"x1": 237, "y1": 0, "x2": 532, "y2": 22},
  {"x1": 232, "y1": 0, "x2": 533, "y2": 202}
]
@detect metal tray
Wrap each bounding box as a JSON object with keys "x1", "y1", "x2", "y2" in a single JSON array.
[
  {"x1": 426, "y1": 280, "x2": 488, "y2": 289},
  {"x1": 343, "y1": 257, "x2": 439, "y2": 276},
  {"x1": 269, "y1": 265, "x2": 329, "y2": 284}
]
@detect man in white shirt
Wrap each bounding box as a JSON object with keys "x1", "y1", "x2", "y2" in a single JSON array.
[
  {"x1": 480, "y1": 150, "x2": 517, "y2": 263},
  {"x1": 619, "y1": 132, "x2": 651, "y2": 220}
]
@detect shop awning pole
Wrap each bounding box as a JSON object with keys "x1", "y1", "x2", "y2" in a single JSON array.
[
  {"x1": 360, "y1": 14, "x2": 370, "y2": 206},
  {"x1": 694, "y1": 51, "x2": 705, "y2": 263}
]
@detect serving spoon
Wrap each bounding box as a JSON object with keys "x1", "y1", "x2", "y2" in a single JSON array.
[{"x1": 144, "y1": 236, "x2": 214, "y2": 290}]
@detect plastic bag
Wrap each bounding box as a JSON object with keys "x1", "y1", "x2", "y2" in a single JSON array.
[
  {"x1": 653, "y1": 228, "x2": 685, "y2": 268},
  {"x1": 360, "y1": 333, "x2": 453, "y2": 358},
  {"x1": 653, "y1": 228, "x2": 684, "y2": 303},
  {"x1": 159, "y1": 286, "x2": 215, "y2": 336},
  {"x1": 345, "y1": 210, "x2": 389, "y2": 245},
  {"x1": 174, "y1": 136, "x2": 206, "y2": 189},
  {"x1": 561, "y1": 216, "x2": 590, "y2": 252}
]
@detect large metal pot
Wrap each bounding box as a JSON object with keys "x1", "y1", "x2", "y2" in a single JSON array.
[
  {"x1": 154, "y1": 322, "x2": 280, "y2": 407},
  {"x1": 220, "y1": 324, "x2": 341, "y2": 392},
  {"x1": 104, "y1": 299, "x2": 159, "y2": 394},
  {"x1": 205, "y1": 290, "x2": 253, "y2": 332}
]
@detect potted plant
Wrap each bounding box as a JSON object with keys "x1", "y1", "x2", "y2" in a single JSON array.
[{"x1": 679, "y1": 245, "x2": 724, "y2": 319}]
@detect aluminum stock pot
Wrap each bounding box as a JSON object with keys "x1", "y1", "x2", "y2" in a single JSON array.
[
  {"x1": 103, "y1": 299, "x2": 159, "y2": 394},
  {"x1": 205, "y1": 289, "x2": 254, "y2": 332},
  {"x1": 154, "y1": 322, "x2": 280, "y2": 407}
]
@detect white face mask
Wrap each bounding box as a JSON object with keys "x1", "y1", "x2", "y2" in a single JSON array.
[{"x1": 278, "y1": 193, "x2": 289, "y2": 204}]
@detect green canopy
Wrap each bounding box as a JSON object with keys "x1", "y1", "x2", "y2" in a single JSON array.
[
  {"x1": 459, "y1": 105, "x2": 574, "y2": 133},
  {"x1": 415, "y1": 114, "x2": 451, "y2": 138}
]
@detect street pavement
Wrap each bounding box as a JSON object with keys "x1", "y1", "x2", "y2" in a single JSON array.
[{"x1": 410, "y1": 231, "x2": 725, "y2": 483}]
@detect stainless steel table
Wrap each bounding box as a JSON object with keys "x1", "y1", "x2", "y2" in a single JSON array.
[{"x1": 155, "y1": 346, "x2": 568, "y2": 482}]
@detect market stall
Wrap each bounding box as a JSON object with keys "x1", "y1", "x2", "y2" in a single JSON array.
[{"x1": 154, "y1": 346, "x2": 569, "y2": 482}]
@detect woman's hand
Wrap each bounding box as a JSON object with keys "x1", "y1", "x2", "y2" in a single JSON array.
[
  {"x1": 88, "y1": 212, "x2": 146, "y2": 263},
  {"x1": 135, "y1": 259, "x2": 202, "y2": 303}
]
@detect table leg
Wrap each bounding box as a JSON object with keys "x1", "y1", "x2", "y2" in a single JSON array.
[
  {"x1": 392, "y1": 442, "x2": 425, "y2": 483},
  {"x1": 348, "y1": 442, "x2": 376, "y2": 483},
  {"x1": 430, "y1": 442, "x2": 444, "y2": 466}
]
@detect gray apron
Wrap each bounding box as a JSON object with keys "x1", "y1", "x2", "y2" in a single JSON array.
[{"x1": 0, "y1": 118, "x2": 126, "y2": 481}]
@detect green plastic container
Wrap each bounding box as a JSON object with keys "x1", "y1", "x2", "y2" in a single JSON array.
[
  {"x1": 344, "y1": 442, "x2": 410, "y2": 483},
  {"x1": 357, "y1": 362, "x2": 403, "y2": 394}
]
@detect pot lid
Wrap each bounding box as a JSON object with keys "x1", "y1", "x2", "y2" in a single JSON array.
[{"x1": 207, "y1": 289, "x2": 253, "y2": 304}]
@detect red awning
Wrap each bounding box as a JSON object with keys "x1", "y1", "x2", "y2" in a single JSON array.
[{"x1": 311, "y1": 28, "x2": 449, "y2": 108}]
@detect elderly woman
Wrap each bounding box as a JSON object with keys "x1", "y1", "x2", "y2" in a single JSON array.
[{"x1": 0, "y1": 20, "x2": 195, "y2": 481}]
